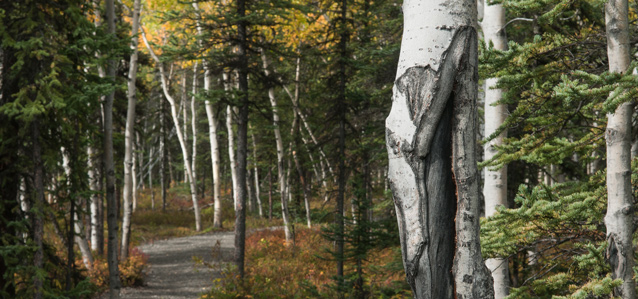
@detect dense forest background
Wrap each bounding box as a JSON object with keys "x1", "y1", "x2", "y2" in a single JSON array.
[{"x1": 1, "y1": 0, "x2": 637, "y2": 298}]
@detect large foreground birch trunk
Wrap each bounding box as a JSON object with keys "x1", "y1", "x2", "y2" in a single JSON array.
[
  {"x1": 604, "y1": 0, "x2": 635, "y2": 297},
  {"x1": 385, "y1": 0, "x2": 493, "y2": 297}
]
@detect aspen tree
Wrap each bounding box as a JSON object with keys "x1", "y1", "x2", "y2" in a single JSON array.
[
  {"x1": 482, "y1": 0, "x2": 509, "y2": 297},
  {"x1": 142, "y1": 31, "x2": 202, "y2": 231},
  {"x1": 603, "y1": 0, "x2": 635, "y2": 297},
  {"x1": 261, "y1": 50, "x2": 293, "y2": 242},
  {"x1": 121, "y1": 0, "x2": 141, "y2": 260},
  {"x1": 385, "y1": 0, "x2": 493, "y2": 296}
]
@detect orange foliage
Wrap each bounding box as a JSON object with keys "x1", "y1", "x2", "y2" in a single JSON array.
[
  {"x1": 203, "y1": 227, "x2": 410, "y2": 298},
  {"x1": 87, "y1": 247, "x2": 149, "y2": 290}
]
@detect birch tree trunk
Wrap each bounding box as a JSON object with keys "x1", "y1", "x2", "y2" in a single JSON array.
[
  {"x1": 87, "y1": 145, "x2": 100, "y2": 252},
  {"x1": 121, "y1": 0, "x2": 141, "y2": 260},
  {"x1": 261, "y1": 49, "x2": 293, "y2": 242},
  {"x1": 207, "y1": 92, "x2": 222, "y2": 227},
  {"x1": 192, "y1": 2, "x2": 223, "y2": 227},
  {"x1": 250, "y1": 127, "x2": 263, "y2": 217},
  {"x1": 604, "y1": 0, "x2": 635, "y2": 297},
  {"x1": 226, "y1": 103, "x2": 239, "y2": 211},
  {"x1": 142, "y1": 31, "x2": 201, "y2": 231},
  {"x1": 191, "y1": 62, "x2": 198, "y2": 203},
  {"x1": 61, "y1": 148, "x2": 95, "y2": 270},
  {"x1": 482, "y1": 1, "x2": 509, "y2": 297},
  {"x1": 385, "y1": 0, "x2": 493, "y2": 296},
  {"x1": 160, "y1": 99, "x2": 167, "y2": 211}
]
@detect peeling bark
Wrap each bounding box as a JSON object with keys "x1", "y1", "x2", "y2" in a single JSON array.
[{"x1": 386, "y1": 0, "x2": 493, "y2": 296}]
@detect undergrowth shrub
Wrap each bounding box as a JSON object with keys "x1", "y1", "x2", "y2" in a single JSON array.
[
  {"x1": 202, "y1": 227, "x2": 410, "y2": 298},
  {"x1": 88, "y1": 247, "x2": 149, "y2": 290}
]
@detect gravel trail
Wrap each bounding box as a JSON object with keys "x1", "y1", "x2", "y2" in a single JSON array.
[{"x1": 105, "y1": 231, "x2": 235, "y2": 299}]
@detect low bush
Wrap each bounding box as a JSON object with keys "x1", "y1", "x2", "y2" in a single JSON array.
[
  {"x1": 88, "y1": 247, "x2": 149, "y2": 290},
  {"x1": 202, "y1": 227, "x2": 410, "y2": 298}
]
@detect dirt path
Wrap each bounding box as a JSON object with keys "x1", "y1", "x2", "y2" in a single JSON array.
[{"x1": 108, "y1": 231, "x2": 235, "y2": 299}]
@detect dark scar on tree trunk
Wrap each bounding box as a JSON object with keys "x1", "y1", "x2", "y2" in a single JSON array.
[{"x1": 386, "y1": 26, "x2": 478, "y2": 298}]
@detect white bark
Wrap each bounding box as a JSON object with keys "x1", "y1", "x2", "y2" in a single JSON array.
[
  {"x1": 261, "y1": 49, "x2": 293, "y2": 241},
  {"x1": 121, "y1": 0, "x2": 142, "y2": 259},
  {"x1": 87, "y1": 145, "x2": 100, "y2": 251},
  {"x1": 181, "y1": 73, "x2": 189, "y2": 185},
  {"x1": 191, "y1": 62, "x2": 198, "y2": 204},
  {"x1": 62, "y1": 148, "x2": 94, "y2": 269},
  {"x1": 385, "y1": 0, "x2": 493, "y2": 297},
  {"x1": 226, "y1": 103, "x2": 239, "y2": 211},
  {"x1": 250, "y1": 125, "x2": 264, "y2": 217},
  {"x1": 193, "y1": 2, "x2": 223, "y2": 227},
  {"x1": 482, "y1": 1, "x2": 509, "y2": 297},
  {"x1": 280, "y1": 55, "x2": 333, "y2": 200},
  {"x1": 142, "y1": 30, "x2": 201, "y2": 231},
  {"x1": 604, "y1": 0, "x2": 635, "y2": 296}
]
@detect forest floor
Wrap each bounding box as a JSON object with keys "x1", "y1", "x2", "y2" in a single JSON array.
[{"x1": 102, "y1": 231, "x2": 234, "y2": 299}]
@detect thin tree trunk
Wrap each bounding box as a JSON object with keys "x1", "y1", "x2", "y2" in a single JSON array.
[
  {"x1": 226, "y1": 103, "x2": 239, "y2": 211},
  {"x1": 250, "y1": 127, "x2": 263, "y2": 217},
  {"x1": 121, "y1": 0, "x2": 141, "y2": 260},
  {"x1": 104, "y1": 0, "x2": 121, "y2": 295},
  {"x1": 62, "y1": 146, "x2": 96, "y2": 270},
  {"x1": 482, "y1": 1, "x2": 510, "y2": 297},
  {"x1": 261, "y1": 49, "x2": 293, "y2": 242},
  {"x1": 294, "y1": 148, "x2": 312, "y2": 228},
  {"x1": 87, "y1": 145, "x2": 101, "y2": 252},
  {"x1": 604, "y1": 0, "x2": 635, "y2": 297},
  {"x1": 191, "y1": 62, "x2": 198, "y2": 200},
  {"x1": 149, "y1": 147, "x2": 155, "y2": 210},
  {"x1": 97, "y1": 158, "x2": 105, "y2": 255},
  {"x1": 132, "y1": 134, "x2": 138, "y2": 211},
  {"x1": 281, "y1": 56, "x2": 334, "y2": 200},
  {"x1": 385, "y1": 0, "x2": 493, "y2": 296},
  {"x1": 67, "y1": 195, "x2": 76, "y2": 291},
  {"x1": 247, "y1": 160, "x2": 255, "y2": 213},
  {"x1": 335, "y1": 0, "x2": 347, "y2": 281},
  {"x1": 268, "y1": 167, "x2": 273, "y2": 219},
  {"x1": 193, "y1": 2, "x2": 223, "y2": 227},
  {"x1": 32, "y1": 120, "x2": 45, "y2": 299},
  {"x1": 142, "y1": 31, "x2": 201, "y2": 231},
  {"x1": 234, "y1": 0, "x2": 249, "y2": 279},
  {"x1": 160, "y1": 99, "x2": 167, "y2": 211},
  {"x1": 208, "y1": 98, "x2": 222, "y2": 227}
]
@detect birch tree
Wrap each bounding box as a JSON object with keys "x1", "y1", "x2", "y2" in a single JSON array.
[
  {"x1": 142, "y1": 30, "x2": 202, "y2": 231},
  {"x1": 261, "y1": 49, "x2": 293, "y2": 242},
  {"x1": 121, "y1": 0, "x2": 142, "y2": 260},
  {"x1": 200, "y1": 57, "x2": 223, "y2": 226},
  {"x1": 482, "y1": 1, "x2": 509, "y2": 297},
  {"x1": 603, "y1": 0, "x2": 635, "y2": 297},
  {"x1": 385, "y1": 0, "x2": 494, "y2": 296}
]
